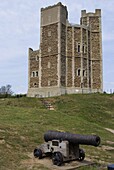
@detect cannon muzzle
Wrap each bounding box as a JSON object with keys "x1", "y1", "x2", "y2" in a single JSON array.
[{"x1": 44, "y1": 130, "x2": 100, "y2": 147}]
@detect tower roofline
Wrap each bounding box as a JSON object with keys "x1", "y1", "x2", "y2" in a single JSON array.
[
  {"x1": 41, "y1": 2, "x2": 67, "y2": 12},
  {"x1": 67, "y1": 22, "x2": 90, "y2": 30},
  {"x1": 81, "y1": 9, "x2": 101, "y2": 17}
]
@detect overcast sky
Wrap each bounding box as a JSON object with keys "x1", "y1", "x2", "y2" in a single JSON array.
[{"x1": 0, "y1": 0, "x2": 114, "y2": 94}]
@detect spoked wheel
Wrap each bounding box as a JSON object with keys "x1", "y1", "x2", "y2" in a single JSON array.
[
  {"x1": 52, "y1": 152, "x2": 63, "y2": 166},
  {"x1": 34, "y1": 148, "x2": 42, "y2": 159},
  {"x1": 78, "y1": 149, "x2": 85, "y2": 161}
]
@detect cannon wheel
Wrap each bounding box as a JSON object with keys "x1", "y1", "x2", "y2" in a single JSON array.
[
  {"x1": 78, "y1": 149, "x2": 85, "y2": 161},
  {"x1": 52, "y1": 152, "x2": 63, "y2": 166},
  {"x1": 34, "y1": 148, "x2": 42, "y2": 159}
]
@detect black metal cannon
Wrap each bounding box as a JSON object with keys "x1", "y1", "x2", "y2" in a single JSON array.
[
  {"x1": 34, "y1": 130, "x2": 101, "y2": 166},
  {"x1": 44, "y1": 130, "x2": 100, "y2": 146}
]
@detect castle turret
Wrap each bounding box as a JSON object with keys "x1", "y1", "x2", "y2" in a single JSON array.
[
  {"x1": 80, "y1": 9, "x2": 103, "y2": 92},
  {"x1": 40, "y1": 2, "x2": 68, "y2": 89}
]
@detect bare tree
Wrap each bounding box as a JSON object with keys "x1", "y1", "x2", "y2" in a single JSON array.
[{"x1": 0, "y1": 84, "x2": 13, "y2": 97}]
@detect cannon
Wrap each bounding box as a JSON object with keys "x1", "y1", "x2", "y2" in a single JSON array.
[{"x1": 34, "y1": 130, "x2": 101, "y2": 166}]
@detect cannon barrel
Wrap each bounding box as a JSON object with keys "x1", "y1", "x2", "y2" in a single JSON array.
[{"x1": 44, "y1": 130, "x2": 100, "y2": 147}]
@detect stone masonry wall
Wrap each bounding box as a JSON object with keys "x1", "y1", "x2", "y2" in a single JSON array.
[
  {"x1": 89, "y1": 16, "x2": 101, "y2": 89},
  {"x1": 41, "y1": 55, "x2": 58, "y2": 87},
  {"x1": 41, "y1": 23, "x2": 58, "y2": 56},
  {"x1": 61, "y1": 24, "x2": 66, "y2": 86},
  {"x1": 91, "y1": 32, "x2": 100, "y2": 60},
  {"x1": 88, "y1": 31, "x2": 91, "y2": 88},
  {"x1": 29, "y1": 50, "x2": 39, "y2": 88},
  {"x1": 66, "y1": 26, "x2": 72, "y2": 87},
  {"x1": 92, "y1": 60, "x2": 101, "y2": 89},
  {"x1": 89, "y1": 17, "x2": 99, "y2": 32},
  {"x1": 82, "y1": 28, "x2": 88, "y2": 88},
  {"x1": 74, "y1": 27, "x2": 81, "y2": 57},
  {"x1": 41, "y1": 23, "x2": 58, "y2": 87},
  {"x1": 74, "y1": 57, "x2": 81, "y2": 87},
  {"x1": 74, "y1": 27, "x2": 81, "y2": 87}
]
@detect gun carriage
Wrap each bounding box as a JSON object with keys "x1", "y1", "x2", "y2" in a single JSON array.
[{"x1": 34, "y1": 130, "x2": 100, "y2": 166}]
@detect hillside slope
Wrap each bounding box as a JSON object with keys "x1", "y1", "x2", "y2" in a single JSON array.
[{"x1": 0, "y1": 94, "x2": 114, "y2": 170}]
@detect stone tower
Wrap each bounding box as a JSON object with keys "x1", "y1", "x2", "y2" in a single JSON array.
[
  {"x1": 40, "y1": 3, "x2": 67, "y2": 96},
  {"x1": 27, "y1": 2, "x2": 103, "y2": 97},
  {"x1": 80, "y1": 9, "x2": 103, "y2": 91}
]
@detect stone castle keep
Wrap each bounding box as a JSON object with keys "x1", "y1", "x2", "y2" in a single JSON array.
[{"x1": 27, "y1": 2, "x2": 103, "y2": 97}]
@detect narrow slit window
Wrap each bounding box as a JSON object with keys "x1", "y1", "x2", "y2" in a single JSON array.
[
  {"x1": 83, "y1": 70, "x2": 86, "y2": 77},
  {"x1": 32, "y1": 72, "x2": 35, "y2": 77},
  {"x1": 36, "y1": 71, "x2": 38, "y2": 77},
  {"x1": 83, "y1": 44, "x2": 86, "y2": 53},
  {"x1": 77, "y1": 44, "x2": 80, "y2": 52},
  {"x1": 77, "y1": 69, "x2": 81, "y2": 76}
]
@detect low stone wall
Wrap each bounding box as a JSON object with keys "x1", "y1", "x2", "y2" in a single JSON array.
[{"x1": 27, "y1": 87, "x2": 102, "y2": 98}]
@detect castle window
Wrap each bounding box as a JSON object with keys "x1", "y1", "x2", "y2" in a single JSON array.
[
  {"x1": 48, "y1": 61, "x2": 51, "y2": 68},
  {"x1": 82, "y1": 44, "x2": 86, "y2": 53},
  {"x1": 77, "y1": 43, "x2": 80, "y2": 53},
  {"x1": 31, "y1": 71, "x2": 38, "y2": 77},
  {"x1": 32, "y1": 71, "x2": 35, "y2": 77},
  {"x1": 83, "y1": 70, "x2": 86, "y2": 77},
  {"x1": 48, "y1": 31, "x2": 51, "y2": 37},
  {"x1": 77, "y1": 69, "x2": 81, "y2": 76},
  {"x1": 48, "y1": 47, "x2": 51, "y2": 52},
  {"x1": 33, "y1": 83, "x2": 37, "y2": 87},
  {"x1": 36, "y1": 71, "x2": 38, "y2": 77}
]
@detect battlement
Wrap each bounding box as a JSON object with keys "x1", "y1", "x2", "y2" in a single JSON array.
[
  {"x1": 81, "y1": 9, "x2": 101, "y2": 17},
  {"x1": 41, "y1": 2, "x2": 68, "y2": 26},
  {"x1": 41, "y1": 2, "x2": 67, "y2": 12}
]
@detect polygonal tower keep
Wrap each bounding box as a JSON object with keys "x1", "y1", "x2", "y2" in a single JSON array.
[{"x1": 27, "y1": 2, "x2": 103, "y2": 98}]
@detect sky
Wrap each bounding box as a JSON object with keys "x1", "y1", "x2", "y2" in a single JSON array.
[{"x1": 0, "y1": 0, "x2": 114, "y2": 94}]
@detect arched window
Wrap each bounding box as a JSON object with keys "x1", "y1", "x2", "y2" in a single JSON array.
[
  {"x1": 83, "y1": 70, "x2": 86, "y2": 77},
  {"x1": 83, "y1": 44, "x2": 86, "y2": 53},
  {"x1": 36, "y1": 71, "x2": 38, "y2": 77},
  {"x1": 32, "y1": 71, "x2": 35, "y2": 77},
  {"x1": 31, "y1": 71, "x2": 39, "y2": 77}
]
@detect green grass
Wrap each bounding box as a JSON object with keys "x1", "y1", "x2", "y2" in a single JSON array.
[{"x1": 0, "y1": 94, "x2": 114, "y2": 170}]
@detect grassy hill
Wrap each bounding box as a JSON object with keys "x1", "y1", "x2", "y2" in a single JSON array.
[{"x1": 0, "y1": 94, "x2": 114, "y2": 170}]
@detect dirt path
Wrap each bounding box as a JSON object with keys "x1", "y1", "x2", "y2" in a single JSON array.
[
  {"x1": 105, "y1": 128, "x2": 114, "y2": 134},
  {"x1": 20, "y1": 152, "x2": 94, "y2": 170}
]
